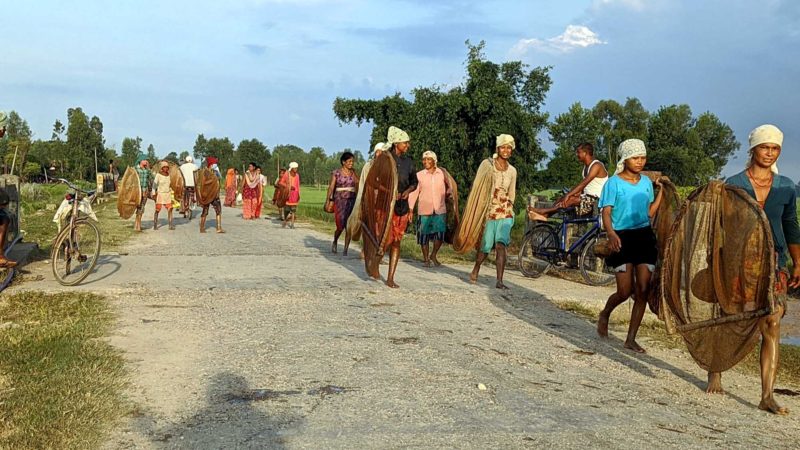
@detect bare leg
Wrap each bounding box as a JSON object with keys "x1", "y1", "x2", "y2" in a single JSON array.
[
  {"x1": 0, "y1": 219, "x2": 17, "y2": 267},
  {"x1": 421, "y1": 242, "x2": 430, "y2": 267},
  {"x1": 153, "y1": 211, "x2": 159, "y2": 230},
  {"x1": 290, "y1": 212, "x2": 296, "y2": 229},
  {"x1": 598, "y1": 266, "x2": 633, "y2": 338},
  {"x1": 495, "y1": 243, "x2": 509, "y2": 289},
  {"x1": 200, "y1": 215, "x2": 207, "y2": 233},
  {"x1": 623, "y1": 264, "x2": 651, "y2": 353},
  {"x1": 470, "y1": 251, "x2": 488, "y2": 284},
  {"x1": 216, "y1": 214, "x2": 225, "y2": 233},
  {"x1": 332, "y1": 228, "x2": 343, "y2": 253},
  {"x1": 386, "y1": 244, "x2": 401, "y2": 288},
  {"x1": 707, "y1": 372, "x2": 724, "y2": 394},
  {"x1": 343, "y1": 230, "x2": 352, "y2": 257},
  {"x1": 134, "y1": 213, "x2": 143, "y2": 232},
  {"x1": 758, "y1": 304, "x2": 788, "y2": 415},
  {"x1": 430, "y1": 240, "x2": 443, "y2": 266},
  {"x1": 168, "y1": 209, "x2": 174, "y2": 230}
]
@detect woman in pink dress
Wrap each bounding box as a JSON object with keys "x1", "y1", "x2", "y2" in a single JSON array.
[{"x1": 241, "y1": 162, "x2": 261, "y2": 219}]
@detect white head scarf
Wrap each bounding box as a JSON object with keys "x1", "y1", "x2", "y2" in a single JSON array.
[
  {"x1": 615, "y1": 139, "x2": 647, "y2": 175},
  {"x1": 373, "y1": 142, "x2": 387, "y2": 153},
  {"x1": 387, "y1": 126, "x2": 410, "y2": 145},
  {"x1": 185, "y1": 155, "x2": 194, "y2": 163},
  {"x1": 496, "y1": 134, "x2": 515, "y2": 150},
  {"x1": 289, "y1": 161, "x2": 299, "y2": 169},
  {"x1": 746, "y1": 124, "x2": 782, "y2": 174},
  {"x1": 421, "y1": 150, "x2": 438, "y2": 164}
]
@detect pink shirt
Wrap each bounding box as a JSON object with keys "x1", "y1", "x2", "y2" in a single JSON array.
[{"x1": 408, "y1": 168, "x2": 448, "y2": 216}]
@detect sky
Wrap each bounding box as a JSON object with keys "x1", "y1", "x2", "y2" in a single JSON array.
[{"x1": 3, "y1": 0, "x2": 799, "y2": 181}]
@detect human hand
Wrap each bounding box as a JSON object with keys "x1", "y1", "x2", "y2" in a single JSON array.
[
  {"x1": 608, "y1": 232, "x2": 622, "y2": 252},
  {"x1": 790, "y1": 265, "x2": 800, "y2": 289}
]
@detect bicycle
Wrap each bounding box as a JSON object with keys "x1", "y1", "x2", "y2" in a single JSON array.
[
  {"x1": 518, "y1": 207, "x2": 615, "y2": 286},
  {"x1": 51, "y1": 179, "x2": 101, "y2": 286},
  {"x1": 181, "y1": 187, "x2": 196, "y2": 220}
]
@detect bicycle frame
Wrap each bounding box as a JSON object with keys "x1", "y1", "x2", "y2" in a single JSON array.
[{"x1": 532, "y1": 213, "x2": 602, "y2": 261}]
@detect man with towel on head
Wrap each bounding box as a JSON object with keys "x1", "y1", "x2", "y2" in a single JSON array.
[
  {"x1": 133, "y1": 155, "x2": 154, "y2": 232},
  {"x1": 469, "y1": 134, "x2": 517, "y2": 289},
  {"x1": 179, "y1": 155, "x2": 198, "y2": 217}
]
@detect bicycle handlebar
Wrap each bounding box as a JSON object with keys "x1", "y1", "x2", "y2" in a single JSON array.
[{"x1": 56, "y1": 178, "x2": 90, "y2": 194}]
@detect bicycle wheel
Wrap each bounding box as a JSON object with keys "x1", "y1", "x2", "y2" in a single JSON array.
[
  {"x1": 579, "y1": 234, "x2": 615, "y2": 286},
  {"x1": 518, "y1": 224, "x2": 558, "y2": 278},
  {"x1": 52, "y1": 220, "x2": 101, "y2": 286}
]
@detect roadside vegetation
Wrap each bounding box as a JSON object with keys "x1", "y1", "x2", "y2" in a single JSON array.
[{"x1": 0, "y1": 291, "x2": 127, "y2": 448}]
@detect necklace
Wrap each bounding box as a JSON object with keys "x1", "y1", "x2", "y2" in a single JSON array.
[{"x1": 747, "y1": 169, "x2": 772, "y2": 188}]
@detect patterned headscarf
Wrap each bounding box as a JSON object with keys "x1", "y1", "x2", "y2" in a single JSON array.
[
  {"x1": 387, "y1": 126, "x2": 410, "y2": 144},
  {"x1": 746, "y1": 124, "x2": 782, "y2": 174},
  {"x1": 422, "y1": 150, "x2": 438, "y2": 164},
  {"x1": 496, "y1": 134, "x2": 515, "y2": 150},
  {"x1": 615, "y1": 139, "x2": 647, "y2": 175}
]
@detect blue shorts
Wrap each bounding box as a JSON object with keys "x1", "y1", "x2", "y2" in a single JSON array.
[{"x1": 481, "y1": 218, "x2": 513, "y2": 253}]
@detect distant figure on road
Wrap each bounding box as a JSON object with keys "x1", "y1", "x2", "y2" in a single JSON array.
[
  {"x1": 224, "y1": 168, "x2": 237, "y2": 207},
  {"x1": 197, "y1": 157, "x2": 225, "y2": 234},
  {"x1": 179, "y1": 155, "x2": 198, "y2": 217},
  {"x1": 242, "y1": 162, "x2": 261, "y2": 220},
  {"x1": 280, "y1": 162, "x2": 301, "y2": 229},
  {"x1": 256, "y1": 166, "x2": 266, "y2": 217},
  {"x1": 272, "y1": 168, "x2": 288, "y2": 221},
  {"x1": 326, "y1": 151, "x2": 358, "y2": 255},
  {"x1": 152, "y1": 161, "x2": 175, "y2": 230},
  {"x1": 469, "y1": 134, "x2": 517, "y2": 290},
  {"x1": 408, "y1": 150, "x2": 451, "y2": 268},
  {"x1": 134, "y1": 156, "x2": 154, "y2": 233}
]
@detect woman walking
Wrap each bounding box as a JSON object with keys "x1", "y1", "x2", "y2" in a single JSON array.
[
  {"x1": 224, "y1": 168, "x2": 237, "y2": 207},
  {"x1": 280, "y1": 162, "x2": 301, "y2": 228},
  {"x1": 408, "y1": 150, "x2": 450, "y2": 267},
  {"x1": 326, "y1": 152, "x2": 358, "y2": 255},
  {"x1": 596, "y1": 139, "x2": 664, "y2": 353},
  {"x1": 242, "y1": 162, "x2": 261, "y2": 220}
]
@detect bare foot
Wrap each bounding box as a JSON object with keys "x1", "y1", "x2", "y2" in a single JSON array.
[
  {"x1": 386, "y1": 280, "x2": 399, "y2": 289},
  {"x1": 624, "y1": 340, "x2": 646, "y2": 353},
  {"x1": 216, "y1": 228, "x2": 225, "y2": 234},
  {"x1": 759, "y1": 397, "x2": 790, "y2": 415},
  {"x1": 343, "y1": 250, "x2": 349, "y2": 257},
  {"x1": 706, "y1": 372, "x2": 724, "y2": 394},
  {"x1": 496, "y1": 281, "x2": 509, "y2": 290},
  {"x1": 331, "y1": 242, "x2": 338, "y2": 254},
  {"x1": 597, "y1": 311, "x2": 610, "y2": 338},
  {"x1": 431, "y1": 256, "x2": 441, "y2": 267},
  {"x1": 423, "y1": 260, "x2": 431, "y2": 268},
  {"x1": 468, "y1": 273, "x2": 478, "y2": 284},
  {"x1": 200, "y1": 228, "x2": 206, "y2": 234}
]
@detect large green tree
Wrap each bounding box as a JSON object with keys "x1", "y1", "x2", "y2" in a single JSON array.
[
  {"x1": 120, "y1": 136, "x2": 143, "y2": 172},
  {"x1": 541, "y1": 102, "x2": 602, "y2": 188},
  {"x1": 236, "y1": 138, "x2": 270, "y2": 173},
  {"x1": 333, "y1": 41, "x2": 552, "y2": 207}
]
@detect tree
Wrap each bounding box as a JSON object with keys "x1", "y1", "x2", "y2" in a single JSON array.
[
  {"x1": 120, "y1": 137, "x2": 143, "y2": 172},
  {"x1": 179, "y1": 150, "x2": 190, "y2": 162},
  {"x1": 193, "y1": 134, "x2": 209, "y2": 159},
  {"x1": 540, "y1": 102, "x2": 602, "y2": 188},
  {"x1": 164, "y1": 152, "x2": 179, "y2": 164},
  {"x1": 333, "y1": 41, "x2": 552, "y2": 207},
  {"x1": 66, "y1": 107, "x2": 97, "y2": 180},
  {"x1": 146, "y1": 143, "x2": 157, "y2": 166},
  {"x1": 236, "y1": 138, "x2": 270, "y2": 173}
]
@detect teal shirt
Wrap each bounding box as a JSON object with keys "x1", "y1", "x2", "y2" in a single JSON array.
[
  {"x1": 598, "y1": 175, "x2": 654, "y2": 230},
  {"x1": 135, "y1": 166, "x2": 153, "y2": 192},
  {"x1": 726, "y1": 170, "x2": 800, "y2": 268}
]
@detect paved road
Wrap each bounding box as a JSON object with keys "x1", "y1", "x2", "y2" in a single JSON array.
[{"x1": 15, "y1": 203, "x2": 800, "y2": 448}]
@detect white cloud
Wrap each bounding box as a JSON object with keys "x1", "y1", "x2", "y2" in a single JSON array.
[
  {"x1": 511, "y1": 25, "x2": 606, "y2": 56},
  {"x1": 181, "y1": 118, "x2": 214, "y2": 134}
]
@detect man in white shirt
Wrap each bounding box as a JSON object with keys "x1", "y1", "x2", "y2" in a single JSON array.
[{"x1": 179, "y1": 156, "x2": 199, "y2": 217}]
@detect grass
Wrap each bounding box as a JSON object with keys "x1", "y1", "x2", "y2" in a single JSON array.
[
  {"x1": 19, "y1": 183, "x2": 135, "y2": 258},
  {"x1": 0, "y1": 291, "x2": 127, "y2": 449},
  {"x1": 553, "y1": 299, "x2": 800, "y2": 388}
]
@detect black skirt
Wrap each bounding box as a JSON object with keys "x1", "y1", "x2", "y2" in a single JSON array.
[{"x1": 605, "y1": 226, "x2": 657, "y2": 268}]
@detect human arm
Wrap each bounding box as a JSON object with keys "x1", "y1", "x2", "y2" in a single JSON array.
[
  {"x1": 558, "y1": 163, "x2": 604, "y2": 206},
  {"x1": 602, "y1": 206, "x2": 621, "y2": 252},
  {"x1": 648, "y1": 178, "x2": 665, "y2": 218},
  {"x1": 598, "y1": 178, "x2": 620, "y2": 251},
  {"x1": 507, "y1": 168, "x2": 516, "y2": 206},
  {"x1": 325, "y1": 172, "x2": 336, "y2": 202},
  {"x1": 783, "y1": 189, "x2": 800, "y2": 288}
]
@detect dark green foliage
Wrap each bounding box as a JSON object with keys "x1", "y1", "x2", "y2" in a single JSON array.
[{"x1": 333, "y1": 41, "x2": 552, "y2": 204}]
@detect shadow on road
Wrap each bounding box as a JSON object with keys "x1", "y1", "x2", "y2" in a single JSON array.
[
  {"x1": 302, "y1": 234, "x2": 372, "y2": 281},
  {"x1": 124, "y1": 372, "x2": 302, "y2": 448}
]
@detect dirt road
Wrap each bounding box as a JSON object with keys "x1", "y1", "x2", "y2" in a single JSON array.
[{"x1": 15, "y1": 203, "x2": 800, "y2": 448}]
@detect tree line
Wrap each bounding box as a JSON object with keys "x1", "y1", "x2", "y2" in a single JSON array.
[{"x1": 3, "y1": 41, "x2": 741, "y2": 194}]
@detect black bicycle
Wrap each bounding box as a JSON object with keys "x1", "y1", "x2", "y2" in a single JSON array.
[
  {"x1": 51, "y1": 179, "x2": 101, "y2": 286},
  {"x1": 518, "y1": 209, "x2": 614, "y2": 286}
]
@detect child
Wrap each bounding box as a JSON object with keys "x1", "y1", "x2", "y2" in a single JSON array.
[
  {"x1": 152, "y1": 161, "x2": 175, "y2": 230},
  {"x1": 596, "y1": 139, "x2": 663, "y2": 353}
]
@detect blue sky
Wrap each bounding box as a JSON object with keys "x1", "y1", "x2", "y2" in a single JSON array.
[{"x1": 3, "y1": 0, "x2": 799, "y2": 180}]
